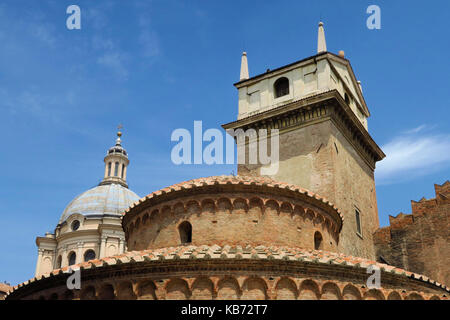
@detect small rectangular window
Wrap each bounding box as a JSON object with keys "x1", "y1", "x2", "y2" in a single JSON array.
[{"x1": 355, "y1": 208, "x2": 362, "y2": 236}]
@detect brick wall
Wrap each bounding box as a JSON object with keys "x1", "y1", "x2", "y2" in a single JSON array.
[
  {"x1": 125, "y1": 190, "x2": 341, "y2": 252},
  {"x1": 374, "y1": 181, "x2": 450, "y2": 286},
  {"x1": 238, "y1": 119, "x2": 379, "y2": 260}
]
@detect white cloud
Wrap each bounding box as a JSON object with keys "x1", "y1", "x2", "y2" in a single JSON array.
[
  {"x1": 376, "y1": 126, "x2": 450, "y2": 185},
  {"x1": 97, "y1": 52, "x2": 129, "y2": 79},
  {"x1": 138, "y1": 15, "x2": 161, "y2": 59},
  {"x1": 31, "y1": 23, "x2": 57, "y2": 47}
]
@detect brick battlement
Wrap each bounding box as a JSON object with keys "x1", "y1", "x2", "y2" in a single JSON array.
[
  {"x1": 435, "y1": 180, "x2": 450, "y2": 197},
  {"x1": 373, "y1": 181, "x2": 450, "y2": 286}
]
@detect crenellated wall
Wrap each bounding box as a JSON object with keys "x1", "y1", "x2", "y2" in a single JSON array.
[{"x1": 374, "y1": 181, "x2": 450, "y2": 286}]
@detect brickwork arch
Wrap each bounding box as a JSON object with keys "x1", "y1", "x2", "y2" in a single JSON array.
[
  {"x1": 241, "y1": 277, "x2": 268, "y2": 300},
  {"x1": 115, "y1": 281, "x2": 136, "y2": 300},
  {"x1": 321, "y1": 282, "x2": 342, "y2": 300},
  {"x1": 298, "y1": 280, "x2": 320, "y2": 300},
  {"x1": 387, "y1": 291, "x2": 402, "y2": 300},
  {"x1": 406, "y1": 292, "x2": 424, "y2": 300},
  {"x1": 275, "y1": 278, "x2": 297, "y2": 300},
  {"x1": 97, "y1": 284, "x2": 115, "y2": 300},
  {"x1": 136, "y1": 280, "x2": 157, "y2": 300},
  {"x1": 19, "y1": 273, "x2": 449, "y2": 300},
  {"x1": 342, "y1": 284, "x2": 362, "y2": 300},
  {"x1": 80, "y1": 285, "x2": 96, "y2": 300},
  {"x1": 363, "y1": 288, "x2": 385, "y2": 300},
  {"x1": 217, "y1": 277, "x2": 241, "y2": 300},
  {"x1": 166, "y1": 279, "x2": 190, "y2": 300},
  {"x1": 191, "y1": 277, "x2": 214, "y2": 300}
]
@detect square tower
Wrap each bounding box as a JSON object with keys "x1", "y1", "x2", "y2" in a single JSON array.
[{"x1": 222, "y1": 23, "x2": 385, "y2": 259}]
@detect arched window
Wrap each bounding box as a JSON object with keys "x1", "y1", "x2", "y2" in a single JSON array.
[
  {"x1": 114, "y1": 162, "x2": 119, "y2": 176},
  {"x1": 274, "y1": 77, "x2": 290, "y2": 98},
  {"x1": 314, "y1": 231, "x2": 323, "y2": 250},
  {"x1": 56, "y1": 255, "x2": 62, "y2": 269},
  {"x1": 178, "y1": 221, "x2": 192, "y2": 244},
  {"x1": 84, "y1": 250, "x2": 96, "y2": 262},
  {"x1": 68, "y1": 251, "x2": 76, "y2": 266},
  {"x1": 121, "y1": 164, "x2": 125, "y2": 179},
  {"x1": 107, "y1": 162, "x2": 112, "y2": 176}
]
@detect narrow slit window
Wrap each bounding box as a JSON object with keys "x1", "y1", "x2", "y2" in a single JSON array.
[
  {"x1": 114, "y1": 162, "x2": 119, "y2": 176},
  {"x1": 355, "y1": 209, "x2": 362, "y2": 235},
  {"x1": 107, "y1": 162, "x2": 112, "y2": 176},
  {"x1": 314, "y1": 231, "x2": 323, "y2": 250},
  {"x1": 121, "y1": 164, "x2": 125, "y2": 179}
]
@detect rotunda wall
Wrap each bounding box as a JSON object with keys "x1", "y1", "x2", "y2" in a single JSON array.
[{"x1": 125, "y1": 192, "x2": 340, "y2": 251}]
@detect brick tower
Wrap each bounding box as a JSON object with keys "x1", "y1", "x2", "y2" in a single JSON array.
[{"x1": 222, "y1": 22, "x2": 385, "y2": 259}]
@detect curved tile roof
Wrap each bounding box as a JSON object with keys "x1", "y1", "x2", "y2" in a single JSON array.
[
  {"x1": 0, "y1": 283, "x2": 11, "y2": 294},
  {"x1": 9, "y1": 245, "x2": 449, "y2": 296},
  {"x1": 124, "y1": 175, "x2": 344, "y2": 223},
  {"x1": 59, "y1": 183, "x2": 139, "y2": 224}
]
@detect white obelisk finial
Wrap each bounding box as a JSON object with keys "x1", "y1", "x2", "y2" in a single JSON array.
[
  {"x1": 317, "y1": 21, "x2": 327, "y2": 53},
  {"x1": 240, "y1": 52, "x2": 249, "y2": 80}
]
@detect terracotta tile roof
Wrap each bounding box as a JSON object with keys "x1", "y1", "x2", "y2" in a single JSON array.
[
  {"x1": 8, "y1": 245, "x2": 449, "y2": 296},
  {"x1": 0, "y1": 283, "x2": 12, "y2": 293},
  {"x1": 123, "y1": 175, "x2": 344, "y2": 222}
]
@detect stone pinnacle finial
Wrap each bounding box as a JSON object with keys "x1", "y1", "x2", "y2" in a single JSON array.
[
  {"x1": 116, "y1": 124, "x2": 123, "y2": 145},
  {"x1": 317, "y1": 21, "x2": 327, "y2": 53},
  {"x1": 240, "y1": 51, "x2": 249, "y2": 81},
  {"x1": 101, "y1": 124, "x2": 129, "y2": 188}
]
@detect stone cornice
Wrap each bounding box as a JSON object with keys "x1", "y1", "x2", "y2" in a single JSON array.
[
  {"x1": 221, "y1": 90, "x2": 385, "y2": 170},
  {"x1": 35, "y1": 236, "x2": 57, "y2": 247},
  {"x1": 55, "y1": 229, "x2": 100, "y2": 242}
]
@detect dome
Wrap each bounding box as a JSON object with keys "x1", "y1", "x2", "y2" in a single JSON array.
[{"x1": 59, "y1": 183, "x2": 140, "y2": 224}]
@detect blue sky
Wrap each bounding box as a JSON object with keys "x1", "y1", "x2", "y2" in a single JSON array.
[{"x1": 1, "y1": 0, "x2": 449, "y2": 285}]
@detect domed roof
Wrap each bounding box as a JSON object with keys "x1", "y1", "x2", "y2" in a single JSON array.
[{"x1": 59, "y1": 183, "x2": 140, "y2": 224}]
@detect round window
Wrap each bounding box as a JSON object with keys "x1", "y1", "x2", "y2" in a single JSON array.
[{"x1": 71, "y1": 220, "x2": 80, "y2": 231}]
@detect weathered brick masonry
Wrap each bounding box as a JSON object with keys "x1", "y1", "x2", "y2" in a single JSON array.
[
  {"x1": 6, "y1": 177, "x2": 450, "y2": 300},
  {"x1": 374, "y1": 181, "x2": 450, "y2": 286}
]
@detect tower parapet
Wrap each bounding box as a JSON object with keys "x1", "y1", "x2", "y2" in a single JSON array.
[{"x1": 223, "y1": 22, "x2": 385, "y2": 260}]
